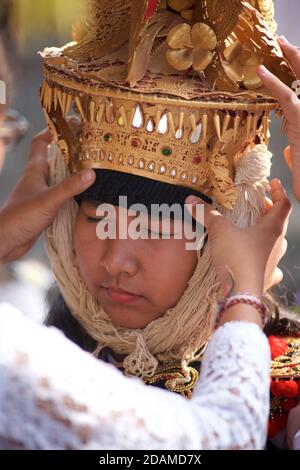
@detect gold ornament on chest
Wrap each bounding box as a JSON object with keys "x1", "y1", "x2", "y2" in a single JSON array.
[{"x1": 144, "y1": 364, "x2": 200, "y2": 399}]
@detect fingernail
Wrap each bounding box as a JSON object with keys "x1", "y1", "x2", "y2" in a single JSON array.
[
  {"x1": 81, "y1": 169, "x2": 95, "y2": 184},
  {"x1": 278, "y1": 35, "x2": 289, "y2": 44},
  {"x1": 271, "y1": 178, "x2": 281, "y2": 187},
  {"x1": 258, "y1": 65, "x2": 270, "y2": 77},
  {"x1": 186, "y1": 196, "x2": 201, "y2": 205}
]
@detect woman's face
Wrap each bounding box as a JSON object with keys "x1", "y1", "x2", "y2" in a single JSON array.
[{"x1": 74, "y1": 200, "x2": 198, "y2": 329}]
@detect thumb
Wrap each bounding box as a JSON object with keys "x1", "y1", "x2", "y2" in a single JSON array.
[
  {"x1": 262, "y1": 179, "x2": 291, "y2": 231},
  {"x1": 45, "y1": 169, "x2": 96, "y2": 211},
  {"x1": 185, "y1": 195, "x2": 223, "y2": 230}
]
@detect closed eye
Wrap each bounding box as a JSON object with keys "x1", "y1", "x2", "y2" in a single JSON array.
[{"x1": 85, "y1": 215, "x2": 107, "y2": 223}]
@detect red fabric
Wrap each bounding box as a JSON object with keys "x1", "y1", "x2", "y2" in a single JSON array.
[
  {"x1": 268, "y1": 336, "x2": 288, "y2": 360},
  {"x1": 271, "y1": 379, "x2": 299, "y2": 398},
  {"x1": 279, "y1": 380, "x2": 299, "y2": 398},
  {"x1": 281, "y1": 397, "x2": 298, "y2": 412},
  {"x1": 144, "y1": 0, "x2": 161, "y2": 21},
  {"x1": 271, "y1": 380, "x2": 283, "y2": 397},
  {"x1": 268, "y1": 418, "x2": 282, "y2": 438}
]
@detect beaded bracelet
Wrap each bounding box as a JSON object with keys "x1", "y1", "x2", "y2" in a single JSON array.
[{"x1": 215, "y1": 292, "x2": 268, "y2": 329}]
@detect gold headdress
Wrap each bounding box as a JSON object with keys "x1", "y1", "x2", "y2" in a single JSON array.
[
  {"x1": 43, "y1": 0, "x2": 286, "y2": 381},
  {"x1": 40, "y1": 0, "x2": 295, "y2": 208}
]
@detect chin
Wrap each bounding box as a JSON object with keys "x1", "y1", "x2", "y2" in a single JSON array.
[
  {"x1": 103, "y1": 306, "x2": 151, "y2": 330},
  {"x1": 110, "y1": 314, "x2": 149, "y2": 330}
]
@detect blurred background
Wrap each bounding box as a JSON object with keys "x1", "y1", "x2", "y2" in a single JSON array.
[{"x1": 0, "y1": 0, "x2": 299, "y2": 320}]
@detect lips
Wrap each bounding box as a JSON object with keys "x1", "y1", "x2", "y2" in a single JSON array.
[{"x1": 102, "y1": 286, "x2": 142, "y2": 304}]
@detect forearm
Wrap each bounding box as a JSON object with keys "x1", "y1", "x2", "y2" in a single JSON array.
[
  {"x1": 191, "y1": 321, "x2": 270, "y2": 449},
  {"x1": 0, "y1": 207, "x2": 34, "y2": 264},
  {"x1": 0, "y1": 307, "x2": 270, "y2": 450}
]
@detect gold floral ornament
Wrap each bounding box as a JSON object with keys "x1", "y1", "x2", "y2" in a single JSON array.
[
  {"x1": 165, "y1": 22, "x2": 217, "y2": 72},
  {"x1": 253, "y1": 0, "x2": 277, "y2": 33},
  {"x1": 167, "y1": 0, "x2": 195, "y2": 21},
  {"x1": 222, "y1": 41, "x2": 263, "y2": 90}
]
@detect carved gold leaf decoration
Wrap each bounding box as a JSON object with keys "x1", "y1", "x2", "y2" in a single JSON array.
[
  {"x1": 167, "y1": 0, "x2": 195, "y2": 12},
  {"x1": 203, "y1": 1, "x2": 294, "y2": 92},
  {"x1": 181, "y1": 9, "x2": 194, "y2": 21},
  {"x1": 248, "y1": 0, "x2": 277, "y2": 32},
  {"x1": 234, "y1": 5, "x2": 295, "y2": 88},
  {"x1": 167, "y1": 23, "x2": 193, "y2": 48},
  {"x1": 166, "y1": 22, "x2": 217, "y2": 72},
  {"x1": 209, "y1": 153, "x2": 237, "y2": 209},
  {"x1": 64, "y1": 0, "x2": 131, "y2": 62},
  {"x1": 193, "y1": 0, "x2": 244, "y2": 42},
  {"x1": 222, "y1": 41, "x2": 263, "y2": 90},
  {"x1": 127, "y1": 9, "x2": 179, "y2": 85}
]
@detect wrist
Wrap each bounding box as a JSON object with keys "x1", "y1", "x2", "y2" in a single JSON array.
[
  {"x1": 215, "y1": 291, "x2": 267, "y2": 329},
  {"x1": 222, "y1": 270, "x2": 264, "y2": 298},
  {"x1": 231, "y1": 280, "x2": 263, "y2": 298},
  {"x1": 218, "y1": 303, "x2": 263, "y2": 328}
]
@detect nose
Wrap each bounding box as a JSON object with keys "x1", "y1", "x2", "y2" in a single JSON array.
[{"x1": 100, "y1": 239, "x2": 139, "y2": 278}]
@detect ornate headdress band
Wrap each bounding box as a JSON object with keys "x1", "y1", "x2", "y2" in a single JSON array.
[{"x1": 40, "y1": 0, "x2": 296, "y2": 208}]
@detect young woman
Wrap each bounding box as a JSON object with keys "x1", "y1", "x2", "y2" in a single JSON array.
[
  {"x1": 42, "y1": 0, "x2": 300, "y2": 448},
  {"x1": 0, "y1": 177, "x2": 289, "y2": 450},
  {"x1": 0, "y1": 0, "x2": 299, "y2": 450}
]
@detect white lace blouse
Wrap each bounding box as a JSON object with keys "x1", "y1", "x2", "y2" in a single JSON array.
[{"x1": 0, "y1": 304, "x2": 270, "y2": 450}]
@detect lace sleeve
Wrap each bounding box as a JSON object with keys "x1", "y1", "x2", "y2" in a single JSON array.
[{"x1": 0, "y1": 306, "x2": 270, "y2": 450}]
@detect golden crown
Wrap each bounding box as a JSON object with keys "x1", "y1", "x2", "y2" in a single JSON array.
[{"x1": 40, "y1": 0, "x2": 295, "y2": 208}]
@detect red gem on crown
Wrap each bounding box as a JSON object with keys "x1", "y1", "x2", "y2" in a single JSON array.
[
  {"x1": 193, "y1": 156, "x2": 202, "y2": 164},
  {"x1": 131, "y1": 138, "x2": 141, "y2": 148}
]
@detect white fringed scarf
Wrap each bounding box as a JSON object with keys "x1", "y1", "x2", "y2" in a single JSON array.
[{"x1": 45, "y1": 144, "x2": 272, "y2": 379}]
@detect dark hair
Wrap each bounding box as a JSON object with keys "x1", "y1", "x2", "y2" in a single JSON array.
[
  {"x1": 45, "y1": 285, "x2": 97, "y2": 353},
  {"x1": 75, "y1": 169, "x2": 212, "y2": 210}
]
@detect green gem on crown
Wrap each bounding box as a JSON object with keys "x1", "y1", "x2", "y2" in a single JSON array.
[
  {"x1": 104, "y1": 133, "x2": 113, "y2": 142},
  {"x1": 162, "y1": 147, "x2": 172, "y2": 156}
]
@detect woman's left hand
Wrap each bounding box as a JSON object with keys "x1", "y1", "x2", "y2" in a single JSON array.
[
  {"x1": 0, "y1": 130, "x2": 96, "y2": 264},
  {"x1": 258, "y1": 37, "x2": 300, "y2": 202},
  {"x1": 186, "y1": 179, "x2": 291, "y2": 296}
]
